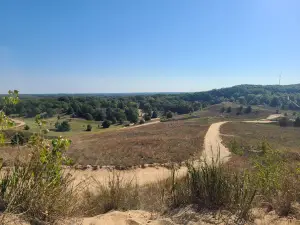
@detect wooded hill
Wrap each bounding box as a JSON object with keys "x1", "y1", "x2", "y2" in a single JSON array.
[{"x1": 1, "y1": 83, "x2": 300, "y2": 123}]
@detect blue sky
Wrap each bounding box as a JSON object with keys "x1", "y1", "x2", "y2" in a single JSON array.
[{"x1": 1, "y1": 0, "x2": 299, "y2": 93}]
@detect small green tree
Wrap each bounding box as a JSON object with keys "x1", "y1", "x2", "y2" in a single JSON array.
[
  {"x1": 111, "y1": 117, "x2": 117, "y2": 124},
  {"x1": 86, "y1": 124, "x2": 92, "y2": 131},
  {"x1": 294, "y1": 117, "x2": 300, "y2": 127},
  {"x1": 102, "y1": 120, "x2": 111, "y2": 128},
  {"x1": 85, "y1": 113, "x2": 94, "y2": 121},
  {"x1": 166, "y1": 111, "x2": 173, "y2": 119},
  {"x1": 151, "y1": 111, "x2": 158, "y2": 118},
  {"x1": 226, "y1": 106, "x2": 232, "y2": 113},
  {"x1": 220, "y1": 106, "x2": 225, "y2": 113},
  {"x1": 24, "y1": 124, "x2": 30, "y2": 130},
  {"x1": 125, "y1": 108, "x2": 139, "y2": 123},
  {"x1": 236, "y1": 106, "x2": 243, "y2": 115},
  {"x1": 143, "y1": 114, "x2": 151, "y2": 121},
  {"x1": 279, "y1": 117, "x2": 289, "y2": 127},
  {"x1": 56, "y1": 121, "x2": 71, "y2": 132},
  {"x1": 244, "y1": 105, "x2": 252, "y2": 114},
  {"x1": 55, "y1": 121, "x2": 60, "y2": 129}
]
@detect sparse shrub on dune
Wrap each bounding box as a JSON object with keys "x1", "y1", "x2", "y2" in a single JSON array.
[{"x1": 81, "y1": 171, "x2": 140, "y2": 216}]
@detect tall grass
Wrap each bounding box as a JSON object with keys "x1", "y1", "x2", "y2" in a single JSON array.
[
  {"x1": 81, "y1": 171, "x2": 140, "y2": 216},
  {"x1": 0, "y1": 164, "x2": 79, "y2": 223},
  {"x1": 165, "y1": 157, "x2": 257, "y2": 221}
]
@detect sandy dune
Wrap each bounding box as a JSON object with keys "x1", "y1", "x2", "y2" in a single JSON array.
[
  {"x1": 70, "y1": 166, "x2": 187, "y2": 189},
  {"x1": 64, "y1": 210, "x2": 177, "y2": 225}
]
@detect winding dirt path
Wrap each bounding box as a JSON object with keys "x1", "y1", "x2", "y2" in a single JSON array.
[
  {"x1": 11, "y1": 118, "x2": 25, "y2": 128},
  {"x1": 203, "y1": 121, "x2": 231, "y2": 164},
  {"x1": 122, "y1": 118, "x2": 160, "y2": 130}
]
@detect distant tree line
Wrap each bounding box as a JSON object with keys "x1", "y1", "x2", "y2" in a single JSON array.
[{"x1": 1, "y1": 84, "x2": 300, "y2": 122}]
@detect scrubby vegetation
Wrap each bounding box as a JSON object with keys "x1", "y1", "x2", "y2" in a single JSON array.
[
  {"x1": 0, "y1": 90, "x2": 299, "y2": 224},
  {"x1": 68, "y1": 119, "x2": 210, "y2": 166}
]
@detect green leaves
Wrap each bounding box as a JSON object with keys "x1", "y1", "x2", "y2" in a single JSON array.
[
  {"x1": 52, "y1": 136, "x2": 72, "y2": 152},
  {"x1": 0, "y1": 133, "x2": 5, "y2": 144},
  {"x1": 3, "y1": 90, "x2": 19, "y2": 105},
  {"x1": 0, "y1": 110, "x2": 16, "y2": 129}
]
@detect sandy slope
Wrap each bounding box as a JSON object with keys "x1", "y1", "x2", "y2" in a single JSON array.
[
  {"x1": 63, "y1": 210, "x2": 177, "y2": 225},
  {"x1": 70, "y1": 166, "x2": 187, "y2": 189}
]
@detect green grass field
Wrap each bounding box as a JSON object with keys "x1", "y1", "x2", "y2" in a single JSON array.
[{"x1": 16, "y1": 115, "x2": 122, "y2": 137}]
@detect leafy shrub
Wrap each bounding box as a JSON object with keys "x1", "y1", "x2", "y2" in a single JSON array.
[
  {"x1": 294, "y1": 117, "x2": 300, "y2": 127},
  {"x1": 11, "y1": 132, "x2": 26, "y2": 145},
  {"x1": 102, "y1": 120, "x2": 111, "y2": 128},
  {"x1": 56, "y1": 121, "x2": 71, "y2": 132},
  {"x1": 139, "y1": 119, "x2": 145, "y2": 124},
  {"x1": 143, "y1": 114, "x2": 151, "y2": 121},
  {"x1": 279, "y1": 117, "x2": 289, "y2": 127},
  {"x1": 24, "y1": 124, "x2": 30, "y2": 130},
  {"x1": 166, "y1": 111, "x2": 173, "y2": 119},
  {"x1": 244, "y1": 106, "x2": 252, "y2": 114},
  {"x1": 86, "y1": 124, "x2": 92, "y2": 131},
  {"x1": 111, "y1": 117, "x2": 117, "y2": 124},
  {"x1": 226, "y1": 106, "x2": 232, "y2": 113},
  {"x1": 236, "y1": 106, "x2": 243, "y2": 115},
  {"x1": 85, "y1": 113, "x2": 94, "y2": 121},
  {"x1": 151, "y1": 111, "x2": 158, "y2": 118}
]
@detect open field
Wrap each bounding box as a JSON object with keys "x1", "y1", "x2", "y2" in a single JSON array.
[
  {"x1": 220, "y1": 121, "x2": 300, "y2": 169},
  {"x1": 221, "y1": 122, "x2": 300, "y2": 153},
  {"x1": 13, "y1": 116, "x2": 122, "y2": 137},
  {"x1": 68, "y1": 118, "x2": 210, "y2": 167}
]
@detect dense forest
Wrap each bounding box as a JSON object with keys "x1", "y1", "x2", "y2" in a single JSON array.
[{"x1": 1, "y1": 84, "x2": 300, "y2": 123}]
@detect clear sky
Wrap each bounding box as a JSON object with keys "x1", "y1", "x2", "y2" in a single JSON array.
[{"x1": 1, "y1": 0, "x2": 299, "y2": 93}]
